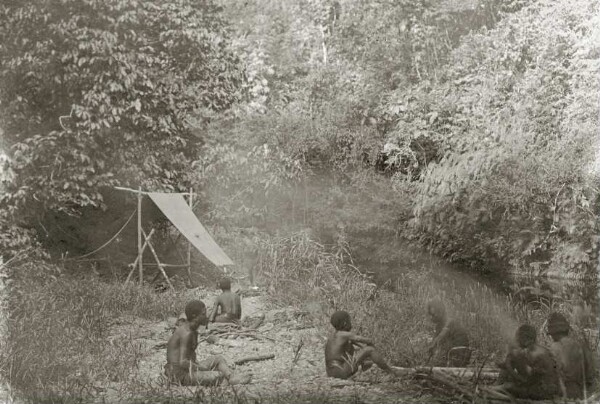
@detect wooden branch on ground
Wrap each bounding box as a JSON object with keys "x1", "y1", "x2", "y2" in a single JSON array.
[
  {"x1": 392, "y1": 366, "x2": 499, "y2": 380},
  {"x1": 425, "y1": 370, "x2": 475, "y2": 401},
  {"x1": 234, "y1": 354, "x2": 275, "y2": 365},
  {"x1": 476, "y1": 386, "x2": 513, "y2": 401},
  {"x1": 217, "y1": 331, "x2": 277, "y2": 343}
]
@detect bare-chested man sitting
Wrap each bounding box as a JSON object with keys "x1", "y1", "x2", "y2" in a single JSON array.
[
  {"x1": 324, "y1": 310, "x2": 400, "y2": 379},
  {"x1": 493, "y1": 324, "x2": 560, "y2": 400},
  {"x1": 547, "y1": 312, "x2": 595, "y2": 399},
  {"x1": 165, "y1": 300, "x2": 250, "y2": 386},
  {"x1": 210, "y1": 278, "x2": 242, "y2": 324}
]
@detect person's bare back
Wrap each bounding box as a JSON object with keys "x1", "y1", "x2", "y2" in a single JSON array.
[
  {"x1": 210, "y1": 278, "x2": 241, "y2": 323},
  {"x1": 547, "y1": 312, "x2": 595, "y2": 399}
]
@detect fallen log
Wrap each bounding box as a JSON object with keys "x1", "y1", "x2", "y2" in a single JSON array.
[
  {"x1": 234, "y1": 353, "x2": 275, "y2": 365},
  {"x1": 392, "y1": 366, "x2": 499, "y2": 380}
]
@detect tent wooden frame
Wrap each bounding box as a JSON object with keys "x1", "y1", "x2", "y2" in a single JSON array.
[{"x1": 115, "y1": 186, "x2": 198, "y2": 289}]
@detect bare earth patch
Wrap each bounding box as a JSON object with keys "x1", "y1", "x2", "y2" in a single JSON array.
[{"x1": 100, "y1": 292, "x2": 427, "y2": 403}]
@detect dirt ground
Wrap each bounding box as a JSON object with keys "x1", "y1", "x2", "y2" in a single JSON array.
[{"x1": 100, "y1": 289, "x2": 423, "y2": 403}]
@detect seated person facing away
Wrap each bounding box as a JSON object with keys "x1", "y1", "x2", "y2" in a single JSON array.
[
  {"x1": 210, "y1": 278, "x2": 242, "y2": 324},
  {"x1": 426, "y1": 300, "x2": 471, "y2": 367},
  {"x1": 547, "y1": 312, "x2": 595, "y2": 399},
  {"x1": 324, "y1": 310, "x2": 401, "y2": 379},
  {"x1": 493, "y1": 324, "x2": 560, "y2": 400},
  {"x1": 165, "y1": 300, "x2": 250, "y2": 386}
]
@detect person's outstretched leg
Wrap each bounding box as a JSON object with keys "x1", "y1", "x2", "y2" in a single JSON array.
[
  {"x1": 201, "y1": 355, "x2": 251, "y2": 385},
  {"x1": 354, "y1": 346, "x2": 398, "y2": 376}
]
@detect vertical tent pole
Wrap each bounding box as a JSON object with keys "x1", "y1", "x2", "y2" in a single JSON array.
[
  {"x1": 137, "y1": 187, "x2": 143, "y2": 285},
  {"x1": 187, "y1": 188, "x2": 193, "y2": 281}
]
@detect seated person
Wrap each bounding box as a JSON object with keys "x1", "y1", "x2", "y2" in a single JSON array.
[
  {"x1": 426, "y1": 300, "x2": 471, "y2": 367},
  {"x1": 209, "y1": 278, "x2": 242, "y2": 324},
  {"x1": 324, "y1": 310, "x2": 401, "y2": 379},
  {"x1": 164, "y1": 300, "x2": 250, "y2": 386},
  {"x1": 493, "y1": 324, "x2": 560, "y2": 400},
  {"x1": 547, "y1": 312, "x2": 595, "y2": 399}
]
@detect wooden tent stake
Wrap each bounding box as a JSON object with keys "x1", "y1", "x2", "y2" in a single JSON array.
[
  {"x1": 141, "y1": 228, "x2": 174, "y2": 290},
  {"x1": 125, "y1": 228, "x2": 156, "y2": 283}
]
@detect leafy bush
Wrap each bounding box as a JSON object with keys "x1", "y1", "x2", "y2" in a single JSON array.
[
  {"x1": 391, "y1": 0, "x2": 600, "y2": 277},
  {"x1": 0, "y1": 0, "x2": 242, "y2": 222}
]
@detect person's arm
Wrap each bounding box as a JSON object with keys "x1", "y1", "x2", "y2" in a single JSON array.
[
  {"x1": 209, "y1": 298, "x2": 220, "y2": 323},
  {"x1": 344, "y1": 332, "x2": 373, "y2": 346},
  {"x1": 431, "y1": 324, "x2": 451, "y2": 348},
  {"x1": 428, "y1": 323, "x2": 451, "y2": 355}
]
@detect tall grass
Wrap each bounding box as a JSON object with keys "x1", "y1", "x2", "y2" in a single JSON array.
[
  {"x1": 254, "y1": 232, "x2": 598, "y2": 369},
  {"x1": 1, "y1": 261, "x2": 189, "y2": 403}
]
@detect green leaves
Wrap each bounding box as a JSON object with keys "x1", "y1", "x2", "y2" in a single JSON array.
[
  {"x1": 404, "y1": 0, "x2": 600, "y2": 276},
  {"x1": 0, "y1": 0, "x2": 243, "y2": 224}
]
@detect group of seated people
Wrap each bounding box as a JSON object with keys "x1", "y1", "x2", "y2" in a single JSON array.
[
  {"x1": 492, "y1": 312, "x2": 595, "y2": 400},
  {"x1": 165, "y1": 280, "x2": 595, "y2": 400},
  {"x1": 326, "y1": 300, "x2": 595, "y2": 400}
]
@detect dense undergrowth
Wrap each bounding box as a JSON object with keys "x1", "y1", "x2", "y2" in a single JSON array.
[{"x1": 254, "y1": 232, "x2": 599, "y2": 368}]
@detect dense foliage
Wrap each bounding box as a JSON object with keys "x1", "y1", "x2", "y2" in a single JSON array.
[
  {"x1": 204, "y1": 0, "x2": 599, "y2": 277},
  {"x1": 398, "y1": 0, "x2": 600, "y2": 277},
  {"x1": 0, "y1": 0, "x2": 242, "y2": 256},
  {"x1": 1, "y1": 0, "x2": 597, "y2": 279}
]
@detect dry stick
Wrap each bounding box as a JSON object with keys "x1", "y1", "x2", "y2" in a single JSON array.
[
  {"x1": 473, "y1": 353, "x2": 493, "y2": 388},
  {"x1": 234, "y1": 354, "x2": 275, "y2": 366},
  {"x1": 392, "y1": 366, "x2": 499, "y2": 380},
  {"x1": 141, "y1": 228, "x2": 174, "y2": 290},
  {"x1": 422, "y1": 370, "x2": 474, "y2": 400},
  {"x1": 219, "y1": 331, "x2": 276, "y2": 343},
  {"x1": 477, "y1": 386, "x2": 513, "y2": 402},
  {"x1": 125, "y1": 229, "x2": 156, "y2": 283}
]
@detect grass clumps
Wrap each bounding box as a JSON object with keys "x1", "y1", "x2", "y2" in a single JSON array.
[{"x1": 1, "y1": 260, "x2": 189, "y2": 403}]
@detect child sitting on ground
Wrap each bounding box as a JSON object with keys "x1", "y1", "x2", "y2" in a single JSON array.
[
  {"x1": 324, "y1": 310, "x2": 401, "y2": 379},
  {"x1": 209, "y1": 277, "x2": 242, "y2": 324}
]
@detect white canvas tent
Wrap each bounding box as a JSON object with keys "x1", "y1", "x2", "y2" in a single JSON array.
[
  {"x1": 147, "y1": 192, "x2": 233, "y2": 267},
  {"x1": 117, "y1": 187, "x2": 233, "y2": 288}
]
